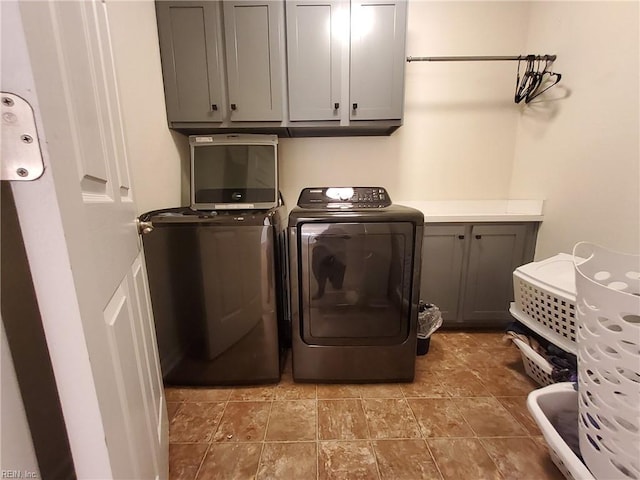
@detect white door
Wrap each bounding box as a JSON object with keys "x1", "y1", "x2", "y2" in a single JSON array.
[{"x1": 2, "y1": 1, "x2": 167, "y2": 478}]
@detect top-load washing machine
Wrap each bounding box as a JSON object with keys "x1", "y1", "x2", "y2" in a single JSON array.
[
  {"x1": 139, "y1": 134, "x2": 289, "y2": 385},
  {"x1": 288, "y1": 187, "x2": 424, "y2": 382}
]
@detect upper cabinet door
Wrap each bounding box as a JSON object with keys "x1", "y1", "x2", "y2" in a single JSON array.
[
  {"x1": 286, "y1": 0, "x2": 343, "y2": 121},
  {"x1": 223, "y1": 1, "x2": 284, "y2": 121},
  {"x1": 156, "y1": 1, "x2": 224, "y2": 123},
  {"x1": 350, "y1": 0, "x2": 407, "y2": 120}
]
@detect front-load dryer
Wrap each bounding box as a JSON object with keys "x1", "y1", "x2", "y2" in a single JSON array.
[{"x1": 288, "y1": 187, "x2": 424, "y2": 382}]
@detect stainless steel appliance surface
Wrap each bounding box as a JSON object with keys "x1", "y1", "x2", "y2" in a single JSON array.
[
  {"x1": 189, "y1": 134, "x2": 279, "y2": 211},
  {"x1": 139, "y1": 206, "x2": 288, "y2": 386},
  {"x1": 288, "y1": 187, "x2": 424, "y2": 383}
]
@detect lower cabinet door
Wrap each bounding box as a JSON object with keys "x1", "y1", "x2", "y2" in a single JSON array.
[
  {"x1": 420, "y1": 225, "x2": 466, "y2": 324},
  {"x1": 462, "y1": 224, "x2": 528, "y2": 322}
]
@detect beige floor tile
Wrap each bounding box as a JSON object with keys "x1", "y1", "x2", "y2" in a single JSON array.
[
  {"x1": 407, "y1": 398, "x2": 474, "y2": 438},
  {"x1": 400, "y1": 370, "x2": 450, "y2": 398},
  {"x1": 257, "y1": 442, "x2": 317, "y2": 479},
  {"x1": 166, "y1": 388, "x2": 184, "y2": 402},
  {"x1": 265, "y1": 400, "x2": 316, "y2": 441},
  {"x1": 318, "y1": 399, "x2": 369, "y2": 440},
  {"x1": 362, "y1": 398, "x2": 421, "y2": 439},
  {"x1": 470, "y1": 331, "x2": 511, "y2": 348},
  {"x1": 428, "y1": 437, "x2": 502, "y2": 480},
  {"x1": 318, "y1": 441, "x2": 379, "y2": 480},
  {"x1": 358, "y1": 383, "x2": 404, "y2": 398},
  {"x1": 476, "y1": 366, "x2": 538, "y2": 396},
  {"x1": 373, "y1": 439, "x2": 442, "y2": 480},
  {"x1": 461, "y1": 348, "x2": 519, "y2": 370},
  {"x1": 169, "y1": 443, "x2": 208, "y2": 480},
  {"x1": 169, "y1": 402, "x2": 226, "y2": 443},
  {"x1": 414, "y1": 356, "x2": 443, "y2": 373},
  {"x1": 166, "y1": 330, "x2": 569, "y2": 480},
  {"x1": 496, "y1": 396, "x2": 542, "y2": 435},
  {"x1": 167, "y1": 402, "x2": 182, "y2": 422},
  {"x1": 165, "y1": 387, "x2": 231, "y2": 402},
  {"x1": 434, "y1": 369, "x2": 491, "y2": 397},
  {"x1": 431, "y1": 331, "x2": 480, "y2": 350},
  {"x1": 317, "y1": 384, "x2": 361, "y2": 399},
  {"x1": 212, "y1": 401, "x2": 271, "y2": 442},
  {"x1": 481, "y1": 437, "x2": 565, "y2": 480},
  {"x1": 423, "y1": 342, "x2": 469, "y2": 368},
  {"x1": 274, "y1": 379, "x2": 316, "y2": 400},
  {"x1": 196, "y1": 443, "x2": 261, "y2": 479},
  {"x1": 453, "y1": 397, "x2": 527, "y2": 437},
  {"x1": 229, "y1": 386, "x2": 275, "y2": 401}
]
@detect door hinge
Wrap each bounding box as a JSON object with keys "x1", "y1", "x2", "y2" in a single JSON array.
[{"x1": 1, "y1": 92, "x2": 44, "y2": 181}]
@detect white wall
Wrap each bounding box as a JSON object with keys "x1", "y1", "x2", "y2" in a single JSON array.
[
  {"x1": 279, "y1": 1, "x2": 530, "y2": 205},
  {"x1": 106, "y1": 0, "x2": 189, "y2": 214},
  {"x1": 509, "y1": 1, "x2": 640, "y2": 258}
]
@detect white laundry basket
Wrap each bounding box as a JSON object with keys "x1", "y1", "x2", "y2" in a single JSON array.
[
  {"x1": 513, "y1": 253, "x2": 581, "y2": 354},
  {"x1": 528, "y1": 383, "x2": 595, "y2": 480},
  {"x1": 573, "y1": 242, "x2": 640, "y2": 480},
  {"x1": 512, "y1": 337, "x2": 554, "y2": 387}
]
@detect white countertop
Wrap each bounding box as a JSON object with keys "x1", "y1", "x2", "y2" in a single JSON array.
[{"x1": 396, "y1": 200, "x2": 544, "y2": 222}]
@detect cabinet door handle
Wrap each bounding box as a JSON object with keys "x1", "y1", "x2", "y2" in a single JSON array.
[
  {"x1": 211, "y1": 104, "x2": 218, "y2": 111},
  {"x1": 352, "y1": 103, "x2": 358, "y2": 110},
  {"x1": 230, "y1": 103, "x2": 237, "y2": 111},
  {"x1": 334, "y1": 102, "x2": 339, "y2": 110},
  {"x1": 458, "y1": 235, "x2": 465, "y2": 240},
  {"x1": 475, "y1": 235, "x2": 482, "y2": 239}
]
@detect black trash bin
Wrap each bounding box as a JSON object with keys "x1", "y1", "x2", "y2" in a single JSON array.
[{"x1": 416, "y1": 302, "x2": 441, "y2": 356}]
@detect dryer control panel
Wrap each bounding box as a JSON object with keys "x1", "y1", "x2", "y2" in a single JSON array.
[{"x1": 297, "y1": 187, "x2": 392, "y2": 209}]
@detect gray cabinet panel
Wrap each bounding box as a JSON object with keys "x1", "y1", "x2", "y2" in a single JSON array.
[
  {"x1": 223, "y1": 1, "x2": 284, "y2": 121},
  {"x1": 462, "y1": 224, "x2": 528, "y2": 322},
  {"x1": 286, "y1": 0, "x2": 342, "y2": 121},
  {"x1": 420, "y1": 222, "x2": 538, "y2": 328},
  {"x1": 350, "y1": 0, "x2": 406, "y2": 120},
  {"x1": 420, "y1": 225, "x2": 465, "y2": 323},
  {"x1": 156, "y1": 2, "x2": 224, "y2": 122}
]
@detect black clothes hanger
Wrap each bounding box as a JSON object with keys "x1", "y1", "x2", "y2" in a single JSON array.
[
  {"x1": 515, "y1": 55, "x2": 538, "y2": 103},
  {"x1": 526, "y1": 58, "x2": 562, "y2": 103}
]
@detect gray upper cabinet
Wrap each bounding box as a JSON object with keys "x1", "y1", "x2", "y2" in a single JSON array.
[
  {"x1": 156, "y1": 0, "x2": 285, "y2": 126},
  {"x1": 285, "y1": 0, "x2": 342, "y2": 121},
  {"x1": 223, "y1": 1, "x2": 284, "y2": 121},
  {"x1": 350, "y1": 0, "x2": 407, "y2": 120},
  {"x1": 156, "y1": 1, "x2": 225, "y2": 122},
  {"x1": 156, "y1": 0, "x2": 407, "y2": 134}
]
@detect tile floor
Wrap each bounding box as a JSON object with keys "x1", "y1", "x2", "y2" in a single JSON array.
[{"x1": 166, "y1": 330, "x2": 565, "y2": 480}]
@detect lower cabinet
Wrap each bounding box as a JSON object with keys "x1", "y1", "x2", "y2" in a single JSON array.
[{"x1": 420, "y1": 222, "x2": 539, "y2": 327}]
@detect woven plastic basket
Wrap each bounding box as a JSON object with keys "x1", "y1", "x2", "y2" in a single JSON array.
[
  {"x1": 573, "y1": 242, "x2": 640, "y2": 480},
  {"x1": 512, "y1": 337, "x2": 554, "y2": 387},
  {"x1": 513, "y1": 254, "x2": 582, "y2": 355}
]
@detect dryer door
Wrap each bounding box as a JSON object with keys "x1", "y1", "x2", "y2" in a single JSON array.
[{"x1": 299, "y1": 221, "x2": 415, "y2": 346}]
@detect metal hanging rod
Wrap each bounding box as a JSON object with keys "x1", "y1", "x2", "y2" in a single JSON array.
[{"x1": 406, "y1": 54, "x2": 557, "y2": 63}]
